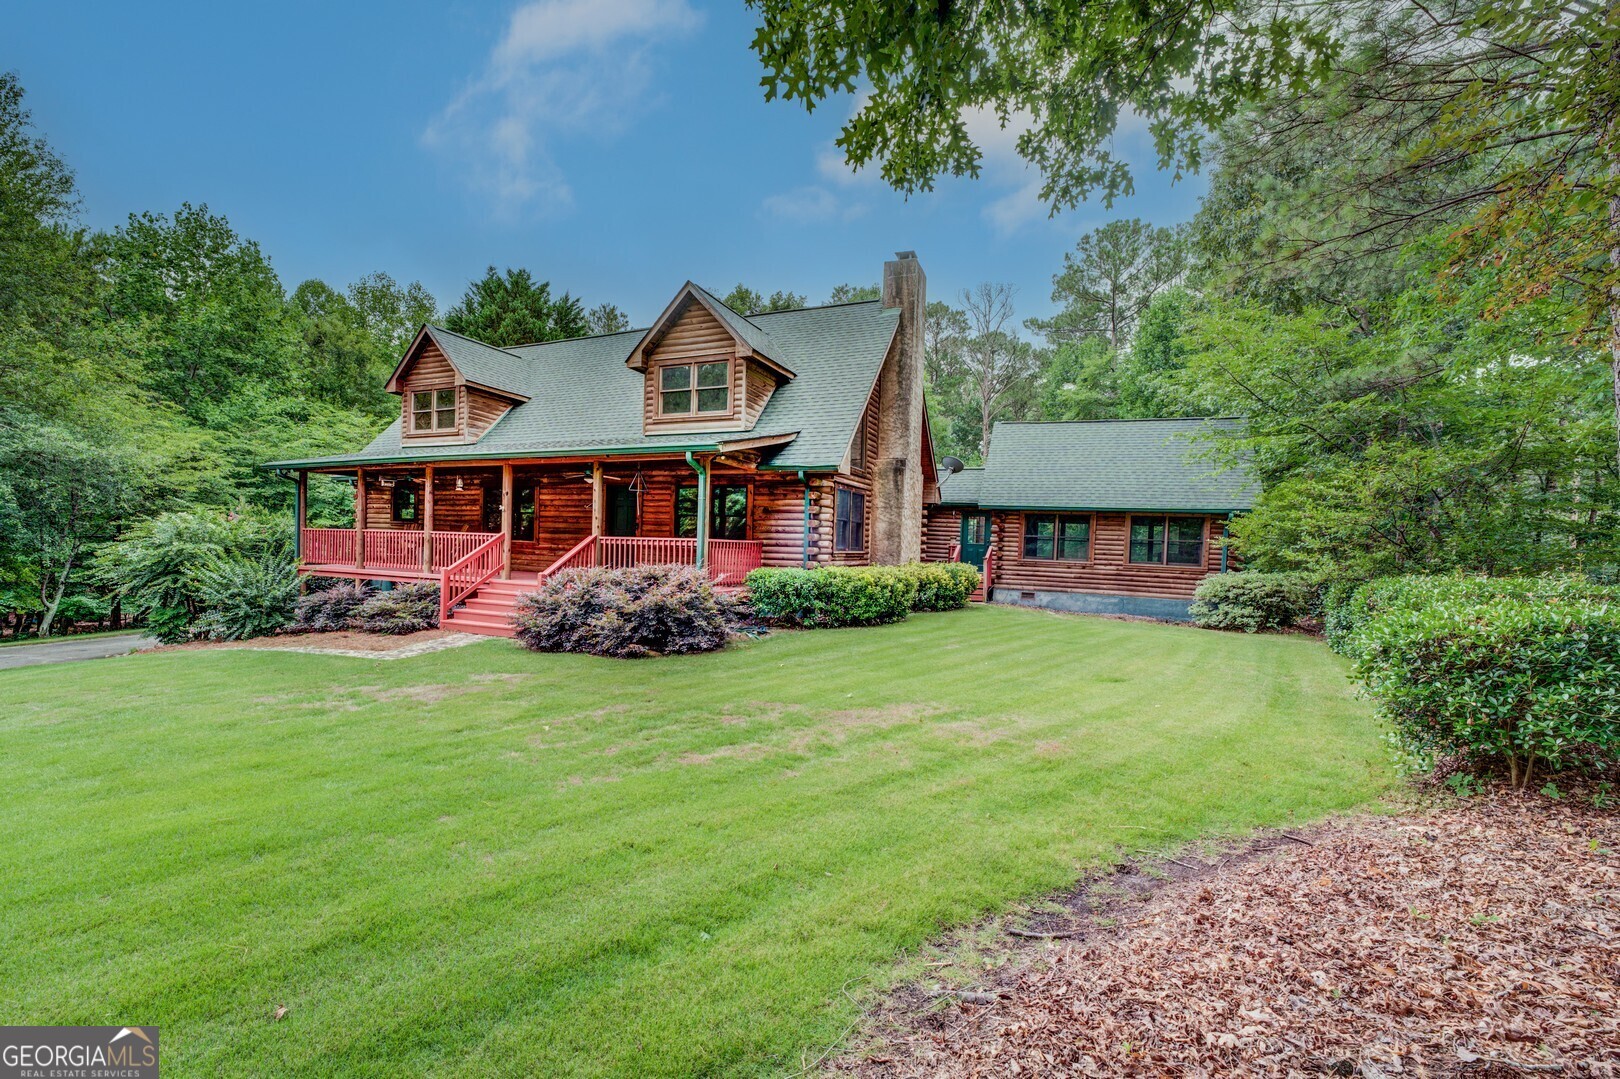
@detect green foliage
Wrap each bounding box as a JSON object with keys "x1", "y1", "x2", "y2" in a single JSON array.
[
  {"x1": 901, "y1": 562, "x2": 980, "y2": 611},
  {"x1": 744, "y1": 566, "x2": 918, "y2": 627},
  {"x1": 511, "y1": 567, "x2": 727, "y2": 657},
  {"x1": 1351, "y1": 580, "x2": 1620, "y2": 788},
  {"x1": 1189, "y1": 572, "x2": 1313, "y2": 633},
  {"x1": 353, "y1": 583, "x2": 440, "y2": 636},
  {"x1": 827, "y1": 283, "x2": 880, "y2": 303},
  {"x1": 1035, "y1": 337, "x2": 1119, "y2": 422},
  {"x1": 292, "y1": 581, "x2": 372, "y2": 633},
  {"x1": 719, "y1": 285, "x2": 806, "y2": 315},
  {"x1": 95, "y1": 509, "x2": 287, "y2": 638},
  {"x1": 191, "y1": 545, "x2": 299, "y2": 642},
  {"x1": 586, "y1": 302, "x2": 629, "y2": 335},
  {"x1": 1029, "y1": 219, "x2": 1190, "y2": 350},
  {"x1": 748, "y1": 0, "x2": 1334, "y2": 210},
  {"x1": 444, "y1": 266, "x2": 588, "y2": 347}
]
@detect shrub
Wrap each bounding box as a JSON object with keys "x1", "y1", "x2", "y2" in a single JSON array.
[
  {"x1": 354, "y1": 583, "x2": 440, "y2": 635},
  {"x1": 1189, "y1": 572, "x2": 1313, "y2": 633},
  {"x1": 745, "y1": 566, "x2": 917, "y2": 627},
  {"x1": 1328, "y1": 574, "x2": 1620, "y2": 658},
  {"x1": 902, "y1": 561, "x2": 980, "y2": 611},
  {"x1": 292, "y1": 582, "x2": 372, "y2": 632},
  {"x1": 511, "y1": 566, "x2": 728, "y2": 658},
  {"x1": 191, "y1": 547, "x2": 300, "y2": 641},
  {"x1": 1355, "y1": 591, "x2": 1620, "y2": 789}
]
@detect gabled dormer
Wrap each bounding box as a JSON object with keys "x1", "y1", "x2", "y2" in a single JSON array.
[
  {"x1": 384, "y1": 326, "x2": 530, "y2": 446},
  {"x1": 626, "y1": 283, "x2": 795, "y2": 435}
]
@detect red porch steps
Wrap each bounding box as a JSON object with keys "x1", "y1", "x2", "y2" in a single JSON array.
[{"x1": 440, "y1": 577, "x2": 535, "y2": 638}]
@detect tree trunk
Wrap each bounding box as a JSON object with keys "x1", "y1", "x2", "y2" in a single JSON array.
[
  {"x1": 1608, "y1": 130, "x2": 1620, "y2": 472},
  {"x1": 36, "y1": 551, "x2": 75, "y2": 638}
]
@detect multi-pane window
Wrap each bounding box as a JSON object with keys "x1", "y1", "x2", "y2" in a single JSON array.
[
  {"x1": 411, "y1": 387, "x2": 457, "y2": 432},
  {"x1": 391, "y1": 480, "x2": 418, "y2": 522},
  {"x1": 675, "y1": 485, "x2": 748, "y2": 539},
  {"x1": 659, "y1": 361, "x2": 730, "y2": 415},
  {"x1": 835, "y1": 487, "x2": 866, "y2": 552},
  {"x1": 1022, "y1": 514, "x2": 1091, "y2": 561},
  {"x1": 1129, "y1": 515, "x2": 1206, "y2": 566}
]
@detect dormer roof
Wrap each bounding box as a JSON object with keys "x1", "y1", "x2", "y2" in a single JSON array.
[
  {"x1": 384, "y1": 325, "x2": 531, "y2": 401},
  {"x1": 624, "y1": 282, "x2": 795, "y2": 379}
]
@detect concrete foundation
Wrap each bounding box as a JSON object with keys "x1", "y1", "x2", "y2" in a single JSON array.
[{"x1": 991, "y1": 588, "x2": 1195, "y2": 622}]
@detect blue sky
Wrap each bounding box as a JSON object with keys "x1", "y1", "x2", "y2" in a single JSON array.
[{"x1": 9, "y1": 0, "x2": 1204, "y2": 326}]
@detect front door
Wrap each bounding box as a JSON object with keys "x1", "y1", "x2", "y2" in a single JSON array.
[
  {"x1": 959, "y1": 513, "x2": 991, "y2": 569},
  {"x1": 606, "y1": 485, "x2": 638, "y2": 537}
]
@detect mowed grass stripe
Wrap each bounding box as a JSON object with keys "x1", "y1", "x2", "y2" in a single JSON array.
[{"x1": 0, "y1": 605, "x2": 1387, "y2": 1076}]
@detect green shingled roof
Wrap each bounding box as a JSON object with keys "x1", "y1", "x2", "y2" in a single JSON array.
[
  {"x1": 937, "y1": 467, "x2": 982, "y2": 506},
  {"x1": 421, "y1": 325, "x2": 532, "y2": 399},
  {"x1": 965, "y1": 419, "x2": 1255, "y2": 512},
  {"x1": 264, "y1": 299, "x2": 899, "y2": 471}
]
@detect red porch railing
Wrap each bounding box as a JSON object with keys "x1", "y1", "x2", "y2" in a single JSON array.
[
  {"x1": 439, "y1": 533, "x2": 505, "y2": 624},
  {"x1": 301, "y1": 528, "x2": 357, "y2": 565},
  {"x1": 706, "y1": 539, "x2": 764, "y2": 584},
  {"x1": 597, "y1": 536, "x2": 698, "y2": 570},
  {"x1": 429, "y1": 531, "x2": 498, "y2": 571},
  {"x1": 361, "y1": 529, "x2": 425, "y2": 572},
  {"x1": 540, "y1": 535, "x2": 599, "y2": 580}
]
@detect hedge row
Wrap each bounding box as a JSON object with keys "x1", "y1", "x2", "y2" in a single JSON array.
[
  {"x1": 1331, "y1": 575, "x2": 1620, "y2": 788},
  {"x1": 744, "y1": 562, "x2": 980, "y2": 628}
]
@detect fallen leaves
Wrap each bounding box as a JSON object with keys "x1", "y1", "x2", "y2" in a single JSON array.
[{"x1": 832, "y1": 793, "x2": 1619, "y2": 1077}]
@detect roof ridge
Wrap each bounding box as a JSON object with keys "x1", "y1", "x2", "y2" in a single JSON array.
[
  {"x1": 505, "y1": 326, "x2": 649, "y2": 350},
  {"x1": 425, "y1": 323, "x2": 523, "y2": 357}
]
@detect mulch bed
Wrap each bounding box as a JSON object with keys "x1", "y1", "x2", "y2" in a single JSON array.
[
  {"x1": 158, "y1": 629, "x2": 456, "y2": 653},
  {"x1": 831, "y1": 792, "x2": 1619, "y2": 1077}
]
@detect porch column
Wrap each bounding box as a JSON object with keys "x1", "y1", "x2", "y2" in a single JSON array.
[
  {"x1": 294, "y1": 471, "x2": 307, "y2": 560},
  {"x1": 354, "y1": 467, "x2": 366, "y2": 569},
  {"x1": 688, "y1": 454, "x2": 711, "y2": 571},
  {"x1": 421, "y1": 465, "x2": 435, "y2": 572},
  {"x1": 589, "y1": 462, "x2": 606, "y2": 536},
  {"x1": 500, "y1": 464, "x2": 514, "y2": 579}
]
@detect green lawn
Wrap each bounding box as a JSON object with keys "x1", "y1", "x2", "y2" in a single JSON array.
[{"x1": 0, "y1": 605, "x2": 1387, "y2": 1076}]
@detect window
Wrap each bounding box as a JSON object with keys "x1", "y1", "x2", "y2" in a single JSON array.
[
  {"x1": 411, "y1": 387, "x2": 458, "y2": 432},
  {"x1": 512, "y1": 481, "x2": 538, "y2": 541},
  {"x1": 1129, "y1": 515, "x2": 1206, "y2": 566},
  {"x1": 391, "y1": 479, "x2": 419, "y2": 523},
  {"x1": 835, "y1": 487, "x2": 866, "y2": 552},
  {"x1": 659, "y1": 361, "x2": 729, "y2": 416},
  {"x1": 1022, "y1": 514, "x2": 1091, "y2": 561},
  {"x1": 481, "y1": 483, "x2": 503, "y2": 533},
  {"x1": 964, "y1": 515, "x2": 988, "y2": 545},
  {"x1": 675, "y1": 485, "x2": 748, "y2": 539}
]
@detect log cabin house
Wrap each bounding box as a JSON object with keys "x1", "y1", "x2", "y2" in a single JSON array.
[
  {"x1": 265, "y1": 251, "x2": 1253, "y2": 635},
  {"x1": 924, "y1": 418, "x2": 1255, "y2": 619},
  {"x1": 265, "y1": 252, "x2": 936, "y2": 636}
]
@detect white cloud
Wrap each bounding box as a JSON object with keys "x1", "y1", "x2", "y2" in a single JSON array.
[
  {"x1": 760, "y1": 185, "x2": 868, "y2": 224},
  {"x1": 423, "y1": 0, "x2": 701, "y2": 217}
]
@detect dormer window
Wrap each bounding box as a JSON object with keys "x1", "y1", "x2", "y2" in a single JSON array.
[
  {"x1": 659, "y1": 361, "x2": 729, "y2": 416},
  {"x1": 411, "y1": 388, "x2": 458, "y2": 433}
]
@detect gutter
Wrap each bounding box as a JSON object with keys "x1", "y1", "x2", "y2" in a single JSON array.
[{"x1": 262, "y1": 442, "x2": 734, "y2": 472}]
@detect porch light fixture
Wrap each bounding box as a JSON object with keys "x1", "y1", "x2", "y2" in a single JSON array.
[
  {"x1": 379, "y1": 476, "x2": 396, "y2": 488},
  {"x1": 455, "y1": 476, "x2": 464, "y2": 491}
]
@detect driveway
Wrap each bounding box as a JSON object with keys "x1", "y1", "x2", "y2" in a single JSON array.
[{"x1": 0, "y1": 633, "x2": 157, "y2": 671}]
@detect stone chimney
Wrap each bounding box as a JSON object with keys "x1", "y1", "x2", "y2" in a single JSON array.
[{"x1": 872, "y1": 251, "x2": 925, "y2": 564}]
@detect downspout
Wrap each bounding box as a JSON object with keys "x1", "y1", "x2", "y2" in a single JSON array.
[
  {"x1": 685, "y1": 452, "x2": 710, "y2": 571},
  {"x1": 798, "y1": 470, "x2": 809, "y2": 568}
]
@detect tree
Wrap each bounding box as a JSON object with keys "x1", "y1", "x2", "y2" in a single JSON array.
[
  {"x1": 588, "y1": 302, "x2": 630, "y2": 334},
  {"x1": 720, "y1": 285, "x2": 807, "y2": 315},
  {"x1": 828, "y1": 283, "x2": 880, "y2": 303},
  {"x1": 1037, "y1": 338, "x2": 1119, "y2": 422},
  {"x1": 1030, "y1": 219, "x2": 1190, "y2": 350},
  {"x1": 345, "y1": 272, "x2": 435, "y2": 356},
  {"x1": 0, "y1": 424, "x2": 140, "y2": 636},
  {"x1": 95, "y1": 203, "x2": 303, "y2": 416},
  {"x1": 942, "y1": 284, "x2": 1039, "y2": 460},
  {"x1": 291, "y1": 274, "x2": 435, "y2": 414},
  {"x1": 0, "y1": 71, "x2": 87, "y2": 335},
  {"x1": 1116, "y1": 288, "x2": 1199, "y2": 418},
  {"x1": 444, "y1": 267, "x2": 587, "y2": 347},
  {"x1": 747, "y1": 0, "x2": 1334, "y2": 208}
]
